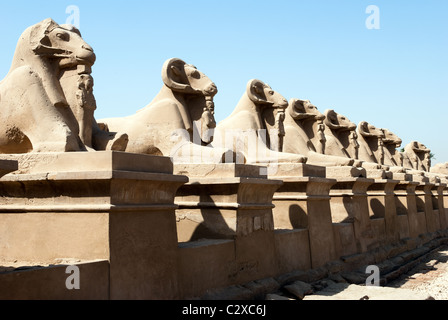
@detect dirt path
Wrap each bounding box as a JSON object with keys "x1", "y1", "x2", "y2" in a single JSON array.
[
  {"x1": 301, "y1": 244, "x2": 448, "y2": 300},
  {"x1": 386, "y1": 245, "x2": 448, "y2": 300}
]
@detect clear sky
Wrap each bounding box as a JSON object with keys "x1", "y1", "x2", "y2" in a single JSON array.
[{"x1": 0, "y1": 1, "x2": 447, "y2": 164}]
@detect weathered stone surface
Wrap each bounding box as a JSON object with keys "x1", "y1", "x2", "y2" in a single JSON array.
[
  {"x1": 271, "y1": 173, "x2": 337, "y2": 269},
  {"x1": 0, "y1": 151, "x2": 188, "y2": 300},
  {"x1": 376, "y1": 259, "x2": 399, "y2": 275},
  {"x1": 340, "y1": 271, "x2": 368, "y2": 284},
  {"x1": 265, "y1": 293, "x2": 295, "y2": 300},
  {"x1": 243, "y1": 278, "x2": 280, "y2": 299},
  {"x1": 307, "y1": 267, "x2": 329, "y2": 283},
  {"x1": 174, "y1": 163, "x2": 266, "y2": 179},
  {"x1": 328, "y1": 273, "x2": 348, "y2": 283},
  {"x1": 324, "y1": 260, "x2": 345, "y2": 274},
  {"x1": 399, "y1": 246, "x2": 430, "y2": 262},
  {"x1": 275, "y1": 270, "x2": 309, "y2": 286},
  {"x1": 201, "y1": 285, "x2": 254, "y2": 300},
  {"x1": 0, "y1": 260, "x2": 109, "y2": 300},
  {"x1": 268, "y1": 162, "x2": 326, "y2": 178},
  {"x1": 0, "y1": 151, "x2": 174, "y2": 175},
  {"x1": 390, "y1": 256, "x2": 405, "y2": 267},
  {"x1": 283, "y1": 281, "x2": 314, "y2": 300},
  {"x1": 326, "y1": 166, "x2": 366, "y2": 179},
  {"x1": 312, "y1": 279, "x2": 337, "y2": 292},
  {"x1": 174, "y1": 162, "x2": 282, "y2": 287}
]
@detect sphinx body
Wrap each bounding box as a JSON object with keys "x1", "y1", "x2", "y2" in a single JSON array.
[
  {"x1": 356, "y1": 121, "x2": 386, "y2": 165},
  {"x1": 402, "y1": 141, "x2": 431, "y2": 172},
  {"x1": 355, "y1": 122, "x2": 410, "y2": 173},
  {"x1": 431, "y1": 162, "x2": 448, "y2": 176},
  {"x1": 211, "y1": 79, "x2": 306, "y2": 164},
  {"x1": 323, "y1": 110, "x2": 359, "y2": 159},
  {"x1": 0, "y1": 19, "x2": 126, "y2": 153},
  {"x1": 0, "y1": 19, "x2": 95, "y2": 153},
  {"x1": 99, "y1": 58, "x2": 233, "y2": 163},
  {"x1": 281, "y1": 99, "x2": 355, "y2": 167},
  {"x1": 56, "y1": 29, "x2": 128, "y2": 152},
  {"x1": 381, "y1": 128, "x2": 406, "y2": 170}
]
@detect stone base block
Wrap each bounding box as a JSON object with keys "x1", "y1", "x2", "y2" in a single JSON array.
[
  {"x1": 326, "y1": 166, "x2": 366, "y2": 179},
  {"x1": 0, "y1": 151, "x2": 188, "y2": 300}
]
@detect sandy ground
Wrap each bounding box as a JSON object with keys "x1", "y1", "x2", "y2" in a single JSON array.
[{"x1": 386, "y1": 245, "x2": 448, "y2": 300}]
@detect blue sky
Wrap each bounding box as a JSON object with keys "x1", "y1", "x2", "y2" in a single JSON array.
[{"x1": 1, "y1": 1, "x2": 447, "y2": 164}]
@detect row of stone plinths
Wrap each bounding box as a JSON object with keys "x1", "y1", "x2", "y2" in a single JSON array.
[
  {"x1": 271, "y1": 166, "x2": 447, "y2": 266},
  {"x1": 0, "y1": 152, "x2": 447, "y2": 300},
  {"x1": 173, "y1": 162, "x2": 448, "y2": 298}
]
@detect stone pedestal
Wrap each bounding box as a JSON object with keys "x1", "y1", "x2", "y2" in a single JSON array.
[
  {"x1": 268, "y1": 163, "x2": 337, "y2": 269},
  {"x1": 328, "y1": 175, "x2": 375, "y2": 253},
  {"x1": 429, "y1": 182, "x2": 445, "y2": 231},
  {"x1": 390, "y1": 173, "x2": 411, "y2": 240},
  {"x1": 325, "y1": 166, "x2": 366, "y2": 179},
  {"x1": 366, "y1": 179, "x2": 400, "y2": 246},
  {"x1": 416, "y1": 182, "x2": 437, "y2": 234},
  {"x1": 394, "y1": 179, "x2": 421, "y2": 239},
  {"x1": 442, "y1": 178, "x2": 448, "y2": 228},
  {"x1": 365, "y1": 168, "x2": 389, "y2": 180},
  {"x1": 0, "y1": 151, "x2": 188, "y2": 300},
  {"x1": 173, "y1": 163, "x2": 282, "y2": 284},
  {"x1": 402, "y1": 173, "x2": 431, "y2": 238},
  {"x1": 413, "y1": 175, "x2": 431, "y2": 236},
  {"x1": 434, "y1": 182, "x2": 447, "y2": 230}
]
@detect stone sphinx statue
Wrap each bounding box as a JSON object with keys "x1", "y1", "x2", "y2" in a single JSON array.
[
  {"x1": 56, "y1": 26, "x2": 128, "y2": 152},
  {"x1": 322, "y1": 111, "x2": 384, "y2": 170},
  {"x1": 430, "y1": 162, "x2": 448, "y2": 176},
  {"x1": 382, "y1": 128, "x2": 404, "y2": 169},
  {"x1": 323, "y1": 109, "x2": 360, "y2": 160},
  {"x1": 402, "y1": 141, "x2": 431, "y2": 172},
  {"x1": 210, "y1": 79, "x2": 307, "y2": 164},
  {"x1": 356, "y1": 121, "x2": 390, "y2": 170},
  {"x1": 357, "y1": 121, "x2": 385, "y2": 165},
  {"x1": 282, "y1": 99, "x2": 355, "y2": 167},
  {"x1": 0, "y1": 18, "x2": 126, "y2": 153},
  {"x1": 99, "y1": 58, "x2": 233, "y2": 163}
]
